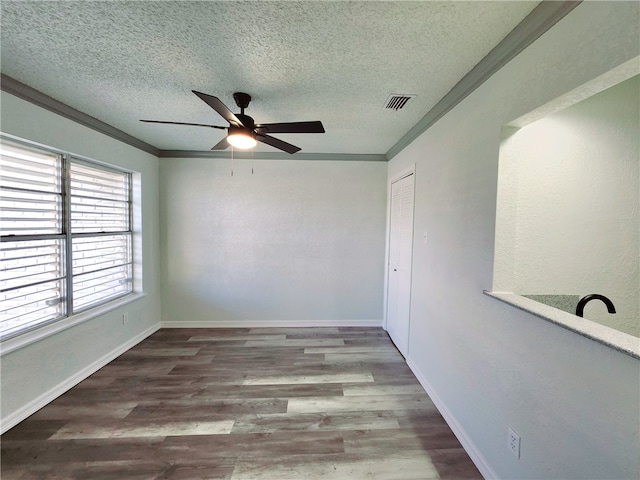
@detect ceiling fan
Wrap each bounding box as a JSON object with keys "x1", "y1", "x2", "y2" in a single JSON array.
[{"x1": 141, "y1": 91, "x2": 325, "y2": 154}]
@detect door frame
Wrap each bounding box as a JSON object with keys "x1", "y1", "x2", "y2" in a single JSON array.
[{"x1": 383, "y1": 164, "x2": 416, "y2": 335}]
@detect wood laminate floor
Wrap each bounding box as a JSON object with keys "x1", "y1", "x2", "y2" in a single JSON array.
[{"x1": 1, "y1": 327, "x2": 483, "y2": 479}]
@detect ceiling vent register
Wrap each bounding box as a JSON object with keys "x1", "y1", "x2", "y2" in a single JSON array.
[{"x1": 383, "y1": 94, "x2": 416, "y2": 111}]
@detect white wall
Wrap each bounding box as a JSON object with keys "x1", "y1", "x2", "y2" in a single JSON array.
[
  {"x1": 0, "y1": 92, "x2": 161, "y2": 429},
  {"x1": 499, "y1": 75, "x2": 639, "y2": 336},
  {"x1": 388, "y1": 2, "x2": 640, "y2": 479},
  {"x1": 160, "y1": 157, "x2": 386, "y2": 325}
]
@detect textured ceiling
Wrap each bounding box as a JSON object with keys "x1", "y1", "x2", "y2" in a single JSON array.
[{"x1": 0, "y1": 1, "x2": 539, "y2": 155}]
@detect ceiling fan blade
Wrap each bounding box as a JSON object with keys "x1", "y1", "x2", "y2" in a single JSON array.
[
  {"x1": 256, "y1": 134, "x2": 301, "y2": 154},
  {"x1": 211, "y1": 137, "x2": 229, "y2": 150},
  {"x1": 255, "y1": 121, "x2": 325, "y2": 134},
  {"x1": 192, "y1": 91, "x2": 243, "y2": 127},
  {"x1": 140, "y1": 119, "x2": 226, "y2": 130}
]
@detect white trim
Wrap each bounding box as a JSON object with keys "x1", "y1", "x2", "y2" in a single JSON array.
[
  {"x1": 0, "y1": 322, "x2": 160, "y2": 434},
  {"x1": 406, "y1": 356, "x2": 496, "y2": 480},
  {"x1": 384, "y1": 164, "x2": 417, "y2": 332},
  {"x1": 384, "y1": 163, "x2": 416, "y2": 355},
  {"x1": 0, "y1": 293, "x2": 147, "y2": 356},
  {"x1": 390, "y1": 164, "x2": 415, "y2": 184},
  {"x1": 161, "y1": 319, "x2": 382, "y2": 329}
]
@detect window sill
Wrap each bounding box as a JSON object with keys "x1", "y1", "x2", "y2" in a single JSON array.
[
  {"x1": 0, "y1": 293, "x2": 147, "y2": 356},
  {"x1": 484, "y1": 291, "x2": 640, "y2": 360}
]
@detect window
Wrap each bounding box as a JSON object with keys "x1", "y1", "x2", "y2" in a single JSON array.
[{"x1": 0, "y1": 137, "x2": 133, "y2": 340}]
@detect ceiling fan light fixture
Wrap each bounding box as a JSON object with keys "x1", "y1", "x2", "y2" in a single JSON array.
[
  {"x1": 142, "y1": 90, "x2": 323, "y2": 154},
  {"x1": 227, "y1": 130, "x2": 257, "y2": 149}
]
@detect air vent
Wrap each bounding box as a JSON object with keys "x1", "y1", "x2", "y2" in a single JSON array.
[{"x1": 383, "y1": 94, "x2": 416, "y2": 111}]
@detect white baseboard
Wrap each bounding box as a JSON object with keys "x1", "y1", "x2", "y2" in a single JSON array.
[
  {"x1": 1, "y1": 323, "x2": 161, "y2": 434},
  {"x1": 161, "y1": 319, "x2": 383, "y2": 328},
  {"x1": 406, "y1": 357, "x2": 497, "y2": 480}
]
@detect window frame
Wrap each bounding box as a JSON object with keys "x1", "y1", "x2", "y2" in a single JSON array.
[{"x1": 1, "y1": 135, "x2": 137, "y2": 343}]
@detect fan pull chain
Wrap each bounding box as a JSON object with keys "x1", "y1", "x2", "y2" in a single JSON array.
[
  {"x1": 251, "y1": 148, "x2": 254, "y2": 175},
  {"x1": 231, "y1": 146, "x2": 234, "y2": 176}
]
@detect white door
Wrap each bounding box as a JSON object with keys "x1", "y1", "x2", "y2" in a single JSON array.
[{"x1": 386, "y1": 172, "x2": 415, "y2": 357}]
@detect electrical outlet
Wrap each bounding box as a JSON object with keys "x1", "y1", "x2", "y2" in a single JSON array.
[
  {"x1": 122, "y1": 313, "x2": 128, "y2": 325},
  {"x1": 508, "y1": 427, "x2": 521, "y2": 459}
]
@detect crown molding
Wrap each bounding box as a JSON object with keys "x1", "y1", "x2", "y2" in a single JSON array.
[
  {"x1": 385, "y1": 1, "x2": 582, "y2": 160},
  {"x1": 158, "y1": 150, "x2": 387, "y2": 161},
  {"x1": 1, "y1": 1, "x2": 581, "y2": 162},
  {"x1": 1, "y1": 76, "x2": 383, "y2": 161},
  {"x1": 1, "y1": 74, "x2": 161, "y2": 157}
]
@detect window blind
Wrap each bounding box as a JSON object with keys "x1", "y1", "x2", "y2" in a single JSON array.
[
  {"x1": 0, "y1": 143, "x2": 65, "y2": 337},
  {"x1": 0, "y1": 138, "x2": 134, "y2": 339},
  {"x1": 69, "y1": 162, "x2": 132, "y2": 311}
]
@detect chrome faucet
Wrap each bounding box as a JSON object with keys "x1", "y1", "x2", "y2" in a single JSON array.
[{"x1": 576, "y1": 294, "x2": 616, "y2": 317}]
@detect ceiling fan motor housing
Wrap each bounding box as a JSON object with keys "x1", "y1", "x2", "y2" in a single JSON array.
[{"x1": 235, "y1": 113, "x2": 255, "y2": 129}]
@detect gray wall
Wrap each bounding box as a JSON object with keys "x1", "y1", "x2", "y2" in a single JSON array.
[
  {"x1": 0, "y1": 92, "x2": 161, "y2": 428},
  {"x1": 2, "y1": 3, "x2": 639, "y2": 479},
  {"x1": 498, "y1": 75, "x2": 639, "y2": 336},
  {"x1": 160, "y1": 158, "x2": 387, "y2": 325},
  {"x1": 387, "y1": 2, "x2": 639, "y2": 479}
]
